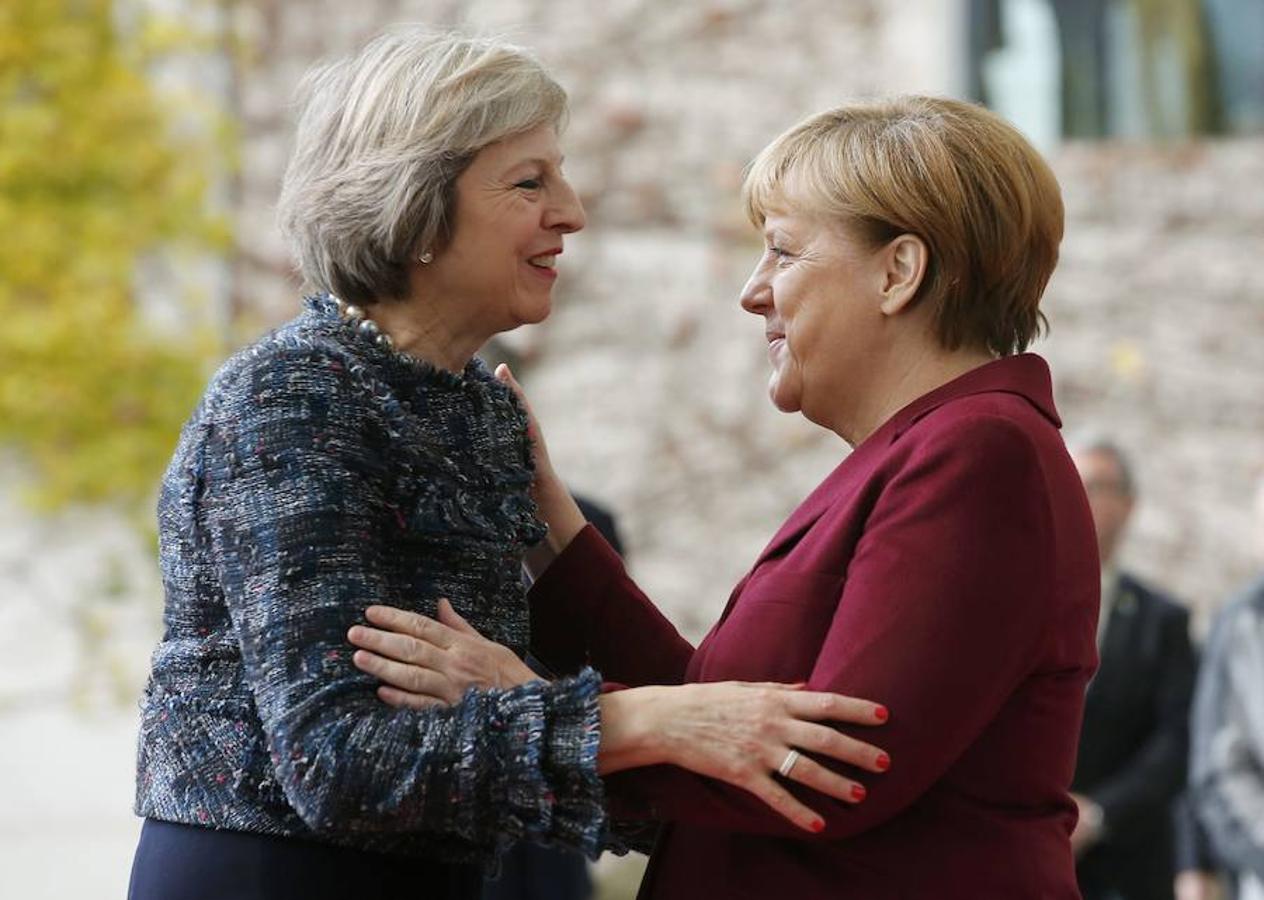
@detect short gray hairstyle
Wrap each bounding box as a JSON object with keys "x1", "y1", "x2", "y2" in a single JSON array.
[{"x1": 277, "y1": 27, "x2": 568, "y2": 304}]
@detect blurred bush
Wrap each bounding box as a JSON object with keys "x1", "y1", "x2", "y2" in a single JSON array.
[{"x1": 0, "y1": 0, "x2": 230, "y2": 512}]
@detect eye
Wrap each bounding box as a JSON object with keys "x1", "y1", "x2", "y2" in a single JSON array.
[
  {"x1": 769, "y1": 245, "x2": 794, "y2": 265},
  {"x1": 514, "y1": 177, "x2": 543, "y2": 191}
]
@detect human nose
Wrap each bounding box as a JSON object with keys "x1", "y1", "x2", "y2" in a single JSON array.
[
  {"x1": 544, "y1": 177, "x2": 587, "y2": 234},
  {"x1": 739, "y1": 258, "x2": 772, "y2": 316}
]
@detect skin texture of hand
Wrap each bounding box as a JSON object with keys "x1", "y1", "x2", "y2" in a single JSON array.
[
  {"x1": 348, "y1": 599, "x2": 539, "y2": 707},
  {"x1": 349, "y1": 601, "x2": 891, "y2": 832},
  {"x1": 1174, "y1": 870, "x2": 1222, "y2": 900},
  {"x1": 1070, "y1": 792, "x2": 1104, "y2": 857},
  {"x1": 599, "y1": 681, "x2": 890, "y2": 832}
]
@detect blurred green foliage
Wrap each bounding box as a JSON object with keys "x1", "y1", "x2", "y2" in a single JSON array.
[{"x1": 0, "y1": 0, "x2": 231, "y2": 511}]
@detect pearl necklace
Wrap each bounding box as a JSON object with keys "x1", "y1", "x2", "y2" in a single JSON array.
[{"x1": 333, "y1": 296, "x2": 395, "y2": 352}]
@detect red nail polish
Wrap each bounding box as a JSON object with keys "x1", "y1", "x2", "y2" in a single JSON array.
[
  {"x1": 811, "y1": 818, "x2": 825, "y2": 833},
  {"x1": 851, "y1": 784, "x2": 867, "y2": 802},
  {"x1": 874, "y1": 705, "x2": 889, "y2": 722},
  {"x1": 876, "y1": 753, "x2": 891, "y2": 772}
]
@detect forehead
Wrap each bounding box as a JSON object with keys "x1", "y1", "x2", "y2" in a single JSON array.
[
  {"x1": 1073, "y1": 449, "x2": 1125, "y2": 480},
  {"x1": 470, "y1": 124, "x2": 562, "y2": 172},
  {"x1": 761, "y1": 198, "x2": 830, "y2": 235}
]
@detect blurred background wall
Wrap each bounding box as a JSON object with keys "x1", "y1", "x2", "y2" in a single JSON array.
[{"x1": 1, "y1": 0, "x2": 1260, "y2": 896}]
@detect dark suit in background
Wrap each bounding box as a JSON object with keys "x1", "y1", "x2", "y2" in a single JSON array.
[{"x1": 1074, "y1": 573, "x2": 1198, "y2": 900}]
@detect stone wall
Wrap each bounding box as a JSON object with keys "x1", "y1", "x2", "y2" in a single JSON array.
[{"x1": 226, "y1": 0, "x2": 1263, "y2": 641}]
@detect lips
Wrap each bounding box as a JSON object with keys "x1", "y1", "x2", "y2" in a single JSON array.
[{"x1": 526, "y1": 247, "x2": 562, "y2": 270}]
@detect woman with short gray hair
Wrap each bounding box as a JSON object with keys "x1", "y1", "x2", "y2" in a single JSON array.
[{"x1": 127, "y1": 27, "x2": 887, "y2": 900}]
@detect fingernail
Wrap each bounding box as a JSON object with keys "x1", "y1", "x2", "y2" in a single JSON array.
[
  {"x1": 876, "y1": 753, "x2": 891, "y2": 772},
  {"x1": 850, "y1": 784, "x2": 867, "y2": 802},
  {"x1": 811, "y1": 818, "x2": 825, "y2": 833},
  {"x1": 874, "y1": 705, "x2": 889, "y2": 722}
]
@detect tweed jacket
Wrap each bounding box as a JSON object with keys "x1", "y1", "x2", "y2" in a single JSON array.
[
  {"x1": 1191, "y1": 575, "x2": 1264, "y2": 883},
  {"x1": 134, "y1": 295, "x2": 605, "y2": 863}
]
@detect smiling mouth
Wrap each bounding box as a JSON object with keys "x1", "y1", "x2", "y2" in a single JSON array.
[{"x1": 526, "y1": 250, "x2": 561, "y2": 270}]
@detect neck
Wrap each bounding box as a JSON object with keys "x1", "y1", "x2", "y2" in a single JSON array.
[
  {"x1": 366, "y1": 294, "x2": 488, "y2": 375},
  {"x1": 828, "y1": 342, "x2": 997, "y2": 446}
]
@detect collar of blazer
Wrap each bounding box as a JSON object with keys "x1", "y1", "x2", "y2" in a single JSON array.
[{"x1": 750, "y1": 354, "x2": 1061, "y2": 570}]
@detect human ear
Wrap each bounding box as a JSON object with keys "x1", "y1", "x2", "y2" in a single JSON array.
[{"x1": 878, "y1": 234, "x2": 928, "y2": 316}]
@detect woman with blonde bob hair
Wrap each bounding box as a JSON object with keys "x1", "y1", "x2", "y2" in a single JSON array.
[
  {"x1": 355, "y1": 96, "x2": 1100, "y2": 898},
  {"x1": 127, "y1": 27, "x2": 889, "y2": 900}
]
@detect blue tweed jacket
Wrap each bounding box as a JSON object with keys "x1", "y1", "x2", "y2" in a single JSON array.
[{"x1": 134, "y1": 295, "x2": 606, "y2": 862}]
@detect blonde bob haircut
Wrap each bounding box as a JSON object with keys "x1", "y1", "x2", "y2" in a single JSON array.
[
  {"x1": 277, "y1": 27, "x2": 567, "y2": 305},
  {"x1": 743, "y1": 96, "x2": 1064, "y2": 357}
]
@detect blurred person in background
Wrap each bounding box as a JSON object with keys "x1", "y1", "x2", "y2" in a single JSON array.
[
  {"x1": 1068, "y1": 437, "x2": 1216, "y2": 900},
  {"x1": 127, "y1": 27, "x2": 889, "y2": 900},
  {"x1": 1191, "y1": 473, "x2": 1264, "y2": 900},
  {"x1": 351, "y1": 95, "x2": 1102, "y2": 899}
]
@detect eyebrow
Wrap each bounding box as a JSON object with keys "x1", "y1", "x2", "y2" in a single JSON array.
[{"x1": 504, "y1": 156, "x2": 564, "y2": 174}]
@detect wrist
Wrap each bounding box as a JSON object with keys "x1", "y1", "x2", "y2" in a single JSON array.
[
  {"x1": 597, "y1": 686, "x2": 666, "y2": 775},
  {"x1": 529, "y1": 480, "x2": 587, "y2": 559},
  {"x1": 1081, "y1": 797, "x2": 1106, "y2": 839}
]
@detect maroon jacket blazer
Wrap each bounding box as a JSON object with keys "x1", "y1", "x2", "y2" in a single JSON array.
[{"x1": 529, "y1": 354, "x2": 1100, "y2": 899}]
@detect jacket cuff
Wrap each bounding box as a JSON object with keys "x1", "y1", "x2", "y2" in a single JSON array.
[{"x1": 490, "y1": 667, "x2": 608, "y2": 859}]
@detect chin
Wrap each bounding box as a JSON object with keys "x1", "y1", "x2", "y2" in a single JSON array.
[
  {"x1": 513, "y1": 296, "x2": 552, "y2": 326},
  {"x1": 767, "y1": 377, "x2": 802, "y2": 414}
]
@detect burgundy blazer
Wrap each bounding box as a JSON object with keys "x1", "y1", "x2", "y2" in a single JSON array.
[{"x1": 529, "y1": 354, "x2": 1100, "y2": 899}]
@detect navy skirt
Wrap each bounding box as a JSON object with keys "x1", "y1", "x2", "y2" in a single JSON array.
[{"x1": 128, "y1": 818, "x2": 485, "y2": 900}]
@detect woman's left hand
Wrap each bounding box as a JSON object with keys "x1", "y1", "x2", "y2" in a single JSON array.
[{"x1": 348, "y1": 599, "x2": 539, "y2": 708}]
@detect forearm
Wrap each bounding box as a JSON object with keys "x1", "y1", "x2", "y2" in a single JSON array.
[
  {"x1": 262, "y1": 667, "x2": 607, "y2": 853},
  {"x1": 529, "y1": 526, "x2": 695, "y2": 685},
  {"x1": 524, "y1": 473, "x2": 587, "y2": 580},
  {"x1": 1197, "y1": 764, "x2": 1264, "y2": 877},
  {"x1": 1091, "y1": 732, "x2": 1189, "y2": 831},
  {"x1": 597, "y1": 686, "x2": 670, "y2": 775},
  {"x1": 1191, "y1": 602, "x2": 1264, "y2": 877}
]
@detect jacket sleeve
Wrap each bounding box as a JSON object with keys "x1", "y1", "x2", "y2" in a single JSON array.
[
  {"x1": 603, "y1": 416, "x2": 1066, "y2": 839},
  {"x1": 1172, "y1": 791, "x2": 1217, "y2": 873},
  {"x1": 203, "y1": 347, "x2": 606, "y2": 856},
  {"x1": 1191, "y1": 598, "x2": 1264, "y2": 878},
  {"x1": 528, "y1": 525, "x2": 695, "y2": 686}
]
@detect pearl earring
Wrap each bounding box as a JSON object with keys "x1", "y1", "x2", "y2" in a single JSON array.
[{"x1": 418, "y1": 251, "x2": 434, "y2": 264}]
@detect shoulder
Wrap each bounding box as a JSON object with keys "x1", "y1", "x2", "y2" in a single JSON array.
[
  {"x1": 897, "y1": 398, "x2": 1047, "y2": 480},
  {"x1": 1211, "y1": 578, "x2": 1264, "y2": 643},
  {"x1": 203, "y1": 323, "x2": 380, "y2": 429},
  {"x1": 1120, "y1": 573, "x2": 1190, "y2": 626}
]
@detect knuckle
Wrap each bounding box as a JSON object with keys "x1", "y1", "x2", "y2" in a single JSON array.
[{"x1": 825, "y1": 733, "x2": 850, "y2": 757}]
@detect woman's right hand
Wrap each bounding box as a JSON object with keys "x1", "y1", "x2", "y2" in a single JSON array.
[
  {"x1": 599, "y1": 682, "x2": 890, "y2": 833},
  {"x1": 494, "y1": 363, "x2": 559, "y2": 490}
]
